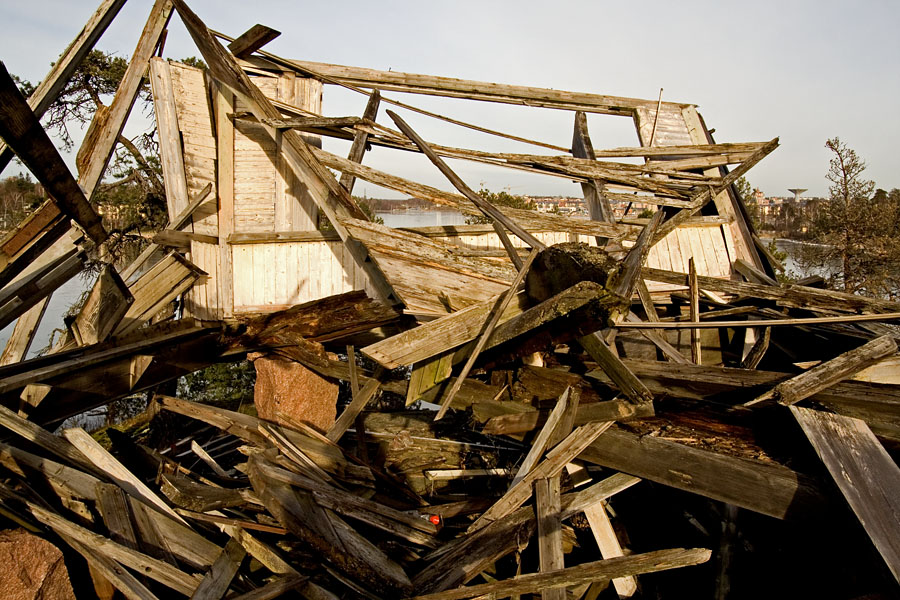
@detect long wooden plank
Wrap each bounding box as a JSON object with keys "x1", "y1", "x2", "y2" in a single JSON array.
[
  {"x1": 642, "y1": 266, "x2": 900, "y2": 314},
  {"x1": 470, "y1": 422, "x2": 611, "y2": 532},
  {"x1": 63, "y1": 427, "x2": 189, "y2": 525},
  {"x1": 77, "y1": 0, "x2": 173, "y2": 198},
  {"x1": 150, "y1": 57, "x2": 191, "y2": 223},
  {"x1": 408, "y1": 548, "x2": 711, "y2": 600},
  {"x1": 580, "y1": 425, "x2": 823, "y2": 519},
  {"x1": 0, "y1": 0, "x2": 127, "y2": 172},
  {"x1": 191, "y1": 536, "x2": 246, "y2": 600},
  {"x1": 284, "y1": 58, "x2": 693, "y2": 116},
  {"x1": 29, "y1": 503, "x2": 201, "y2": 596},
  {"x1": 228, "y1": 24, "x2": 281, "y2": 59},
  {"x1": 63, "y1": 536, "x2": 160, "y2": 600},
  {"x1": 535, "y1": 476, "x2": 565, "y2": 600},
  {"x1": 749, "y1": 336, "x2": 897, "y2": 406},
  {"x1": 790, "y1": 406, "x2": 900, "y2": 582}
]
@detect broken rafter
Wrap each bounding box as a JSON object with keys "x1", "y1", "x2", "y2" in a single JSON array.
[{"x1": 0, "y1": 62, "x2": 107, "y2": 244}]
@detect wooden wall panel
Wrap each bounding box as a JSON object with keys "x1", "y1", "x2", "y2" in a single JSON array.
[{"x1": 168, "y1": 63, "x2": 218, "y2": 236}]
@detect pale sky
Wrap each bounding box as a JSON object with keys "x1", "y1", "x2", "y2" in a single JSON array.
[{"x1": 1, "y1": 0, "x2": 898, "y2": 199}]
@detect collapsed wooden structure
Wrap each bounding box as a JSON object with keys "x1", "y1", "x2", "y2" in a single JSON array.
[{"x1": 0, "y1": 0, "x2": 899, "y2": 598}]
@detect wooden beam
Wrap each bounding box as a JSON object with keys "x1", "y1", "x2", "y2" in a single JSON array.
[
  {"x1": 340, "y1": 90, "x2": 380, "y2": 193},
  {"x1": 282, "y1": 58, "x2": 694, "y2": 116},
  {"x1": 77, "y1": 0, "x2": 173, "y2": 198},
  {"x1": 63, "y1": 427, "x2": 189, "y2": 526},
  {"x1": 0, "y1": 62, "x2": 107, "y2": 243},
  {"x1": 689, "y1": 257, "x2": 701, "y2": 364},
  {"x1": 642, "y1": 266, "x2": 900, "y2": 314},
  {"x1": 191, "y1": 536, "x2": 246, "y2": 600},
  {"x1": 0, "y1": 248, "x2": 85, "y2": 331},
  {"x1": 580, "y1": 425, "x2": 823, "y2": 519},
  {"x1": 572, "y1": 111, "x2": 614, "y2": 245},
  {"x1": 407, "y1": 548, "x2": 711, "y2": 600},
  {"x1": 327, "y1": 368, "x2": 386, "y2": 442},
  {"x1": 227, "y1": 24, "x2": 281, "y2": 59},
  {"x1": 790, "y1": 406, "x2": 900, "y2": 583},
  {"x1": 0, "y1": 297, "x2": 50, "y2": 365},
  {"x1": 469, "y1": 422, "x2": 611, "y2": 533},
  {"x1": 535, "y1": 476, "x2": 565, "y2": 600},
  {"x1": 748, "y1": 335, "x2": 897, "y2": 406},
  {"x1": 0, "y1": 0, "x2": 127, "y2": 173}
]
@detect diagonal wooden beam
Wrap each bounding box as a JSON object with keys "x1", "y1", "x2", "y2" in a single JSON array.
[
  {"x1": 572, "y1": 111, "x2": 615, "y2": 245},
  {"x1": 0, "y1": 62, "x2": 106, "y2": 243},
  {"x1": 340, "y1": 90, "x2": 380, "y2": 193},
  {"x1": 76, "y1": 0, "x2": 173, "y2": 198}
]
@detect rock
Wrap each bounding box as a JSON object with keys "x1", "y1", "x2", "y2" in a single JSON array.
[
  {"x1": 0, "y1": 528, "x2": 76, "y2": 600},
  {"x1": 250, "y1": 352, "x2": 338, "y2": 433}
]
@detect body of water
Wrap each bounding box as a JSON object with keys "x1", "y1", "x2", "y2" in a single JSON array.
[
  {"x1": 0, "y1": 274, "x2": 90, "y2": 360},
  {"x1": 376, "y1": 209, "x2": 467, "y2": 229},
  {"x1": 769, "y1": 238, "x2": 840, "y2": 281}
]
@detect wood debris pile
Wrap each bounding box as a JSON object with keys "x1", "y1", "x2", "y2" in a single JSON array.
[{"x1": 0, "y1": 0, "x2": 898, "y2": 598}]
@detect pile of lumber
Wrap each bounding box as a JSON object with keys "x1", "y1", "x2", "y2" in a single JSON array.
[{"x1": 0, "y1": 0, "x2": 898, "y2": 598}]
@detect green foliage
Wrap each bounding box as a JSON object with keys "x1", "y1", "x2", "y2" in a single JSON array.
[
  {"x1": 0, "y1": 174, "x2": 44, "y2": 231},
  {"x1": 466, "y1": 188, "x2": 534, "y2": 224},
  {"x1": 734, "y1": 176, "x2": 761, "y2": 230},
  {"x1": 637, "y1": 208, "x2": 655, "y2": 219},
  {"x1": 42, "y1": 50, "x2": 149, "y2": 151},
  {"x1": 357, "y1": 196, "x2": 384, "y2": 225},
  {"x1": 797, "y1": 138, "x2": 900, "y2": 298},
  {"x1": 177, "y1": 361, "x2": 257, "y2": 411}
]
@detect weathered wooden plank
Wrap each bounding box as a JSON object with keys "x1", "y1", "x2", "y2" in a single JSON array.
[
  {"x1": 510, "y1": 387, "x2": 572, "y2": 488},
  {"x1": 689, "y1": 257, "x2": 701, "y2": 364},
  {"x1": 535, "y1": 476, "x2": 565, "y2": 600},
  {"x1": 30, "y1": 503, "x2": 201, "y2": 595},
  {"x1": 77, "y1": 0, "x2": 172, "y2": 197},
  {"x1": 408, "y1": 548, "x2": 711, "y2": 600},
  {"x1": 0, "y1": 249, "x2": 85, "y2": 331},
  {"x1": 327, "y1": 368, "x2": 386, "y2": 442},
  {"x1": 470, "y1": 422, "x2": 611, "y2": 532},
  {"x1": 71, "y1": 265, "x2": 133, "y2": 346},
  {"x1": 191, "y1": 536, "x2": 246, "y2": 600},
  {"x1": 580, "y1": 425, "x2": 823, "y2": 519},
  {"x1": 642, "y1": 266, "x2": 900, "y2": 314},
  {"x1": 228, "y1": 24, "x2": 281, "y2": 59},
  {"x1": 284, "y1": 58, "x2": 693, "y2": 116},
  {"x1": 63, "y1": 427, "x2": 189, "y2": 525},
  {"x1": 63, "y1": 535, "x2": 160, "y2": 600},
  {"x1": 572, "y1": 111, "x2": 614, "y2": 246},
  {"x1": 790, "y1": 406, "x2": 900, "y2": 583},
  {"x1": 340, "y1": 91, "x2": 380, "y2": 193},
  {"x1": 150, "y1": 57, "x2": 191, "y2": 224},
  {"x1": 749, "y1": 336, "x2": 898, "y2": 406}
]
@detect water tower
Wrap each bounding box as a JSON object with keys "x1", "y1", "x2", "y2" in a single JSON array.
[{"x1": 787, "y1": 188, "x2": 807, "y2": 203}]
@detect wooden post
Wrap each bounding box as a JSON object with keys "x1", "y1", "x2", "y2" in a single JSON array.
[{"x1": 689, "y1": 258, "x2": 701, "y2": 364}]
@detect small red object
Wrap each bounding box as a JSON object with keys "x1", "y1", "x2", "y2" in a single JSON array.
[{"x1": 429, "y1": 514, "x2": 441, "y2": 525}]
